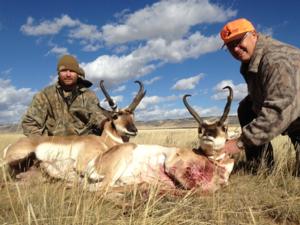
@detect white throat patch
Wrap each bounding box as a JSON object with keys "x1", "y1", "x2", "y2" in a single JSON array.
[{"x1": 104, "y1": 129, "x2": 123, "y2": 144}]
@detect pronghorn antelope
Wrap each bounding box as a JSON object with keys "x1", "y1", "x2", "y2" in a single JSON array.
[
  {"x1": 36, "y1": 86, "x2": 236, "y2": 192},
  {"x1": 3, "y1": 80, "x2": 145, "y2": 178},
  {"x1": 183, "y1": 86, "x2": 235, "y2": 159}
]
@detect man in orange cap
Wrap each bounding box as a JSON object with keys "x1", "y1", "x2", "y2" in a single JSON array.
[{"x1": 221, "y1": 18, "x2": 300, "y2": 175}]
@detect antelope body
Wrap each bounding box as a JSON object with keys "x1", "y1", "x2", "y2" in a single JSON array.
[{"x1": 75, "y1": 143, "x2": 234, "y2": 192}]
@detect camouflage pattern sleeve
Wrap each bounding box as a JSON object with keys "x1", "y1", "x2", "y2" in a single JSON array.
[
  {"x1": 84, "y1": 91, "x2": 106, "y2": 129},
  {"x1": 21, "y1": 92, "x2": 49, "y2": 136},
  {"x1": 241, "y1": 62, "x2": 297, "y2": 146}
]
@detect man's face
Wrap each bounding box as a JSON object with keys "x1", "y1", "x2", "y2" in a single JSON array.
[
  {"x1": 226, "y1": 31, "x2": 258, "y2": 63},
  {"x1": 59, "y1": 69, "x2": 78, "y2": 87}
]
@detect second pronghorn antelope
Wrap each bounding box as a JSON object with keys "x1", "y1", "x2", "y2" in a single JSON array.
[
  {"x1": 3, "y1": 80, "x2": 145, "y2": 178},
  {"x1": 183, "y1": 86, "x2": 235, "y2": 159},
  {"x1": 36, "y1": 86, "x2": 236, "y2": 192}
]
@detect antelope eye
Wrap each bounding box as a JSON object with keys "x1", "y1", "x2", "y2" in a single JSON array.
[{"x1": 112, "y1": 115, "x2": 118, "y2": 120}]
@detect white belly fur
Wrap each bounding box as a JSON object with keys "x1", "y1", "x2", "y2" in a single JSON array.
[
  {"x1": 35, "y1": 142, "x2": 83, "y2": 161},
  {"x1": 116, "y1": 145, "x2": 174, "y2": 185}
]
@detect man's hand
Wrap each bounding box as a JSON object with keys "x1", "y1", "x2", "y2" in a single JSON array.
[{"x1": 223, "y1": 138, "x2": 244, "y2": 155}]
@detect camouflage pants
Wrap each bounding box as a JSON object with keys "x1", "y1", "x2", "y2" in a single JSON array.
[
  {"x1": 238, "y1": 96, "x2": 300, "y2": 175},
  {"x1": 289, "y1": 134, "x2": 300, "y2": 176},
  {"x1": 238, "y1": 96, "x2": 274, "y2": 171}
]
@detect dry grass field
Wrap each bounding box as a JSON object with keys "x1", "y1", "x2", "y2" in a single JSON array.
[{"x1": 0, "y1": 127, "x2": 299, "y2": 225}]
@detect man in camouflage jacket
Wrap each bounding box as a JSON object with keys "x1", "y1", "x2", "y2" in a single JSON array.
[
  {"x1": 220, "y1": 18, "x2": 300, "y2": 175},
  {"x1": 22, "y1": 55, "x2": 105, "y2": 136}
]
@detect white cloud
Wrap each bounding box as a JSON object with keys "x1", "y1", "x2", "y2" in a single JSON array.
[
  {"x1": 81, "y1": 54, "x2": 156, "y2": 86},
  {"x1": 0, "y1": 79, "x2": 35, "y2": 123},
  {"x1": 113, "y1": 85, "x2": 126, "y2": 93},
  {"x1": 213, "y1": 80, "x2": 235, "y2": 91},
  {"x1": 134, "y1": 33, "x2": 222, "y2": 63},
  {"x1": 20, "y1": 15, "x2": 79, "y2": 36},
  {"x1": 1, "y1": 68, "x2": 13, "y2": 77},
  {"x1": 257, "y1": 24, "x2": 273, "y2": 36},
  {"x1": 102, "y1": 0, "x2": 236, "y2": 44},
  {"x1": 49, "y1": 74, "x2": 58, "y2": 85},
  {"x1": 20, "y1": 2, "x2": 236, "y2": 86},
  {"x1": 20, "y1": 1, "x2": 236, "y2": 46},
  {"x1": 172, "y1": 74, "x2": 204, "y2": 90},
  {"x1": 20, "y1": 0, "x2": 236, "y2": 57},
  {"x1": 20, "y1": 15, "x2": 102, "y2": 52},
  {"x1": 82, "y1": 43, "x2": 102, "y2": 52},
  {"x1": 100, "y1": 95, "x2": 124, "y2": 109},
  {"x1": 46, "y1": 46, "x2": 69, "y2": 57},
  {"x1": 138, "y1": 95, "x2": 178, "y2": 110},
  {"x1": 82, "y1": 33, "x2": 220, "y2": 85},
  {"x1": 212, "y1": 80, "x2": 247, "y2": 101},
  {"x1": 144, "y1": 76, "x2": 161, "y2": 85},
  {"x1": 68, "y1": 23, "x2": 102, "y2": 42},
  {"x1": 113, "y1": 45, "x2": 129, "y2": 54}
]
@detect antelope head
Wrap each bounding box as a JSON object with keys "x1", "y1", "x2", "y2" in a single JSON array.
[
  {"x1": 183, "y1": 86, "x2": 233, "y2": 156},
  {"x1": 98, "y1": 80, "x2": 146, "y2": 138}
]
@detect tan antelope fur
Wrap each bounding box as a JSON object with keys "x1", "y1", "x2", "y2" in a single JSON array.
[
  {"x1": 3, "y1": 80, "x2": 145, "y2": 179},
  {"x1": 36, "y1": 86, "x2": 236, "y2": 192}
]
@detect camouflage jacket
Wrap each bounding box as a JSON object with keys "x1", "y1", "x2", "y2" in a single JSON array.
[
  {"x1": 22, "y1": 82, "x2": 105, "y2": 136},
  {"x1": 240, "y1": 34, "x2": 300, "y2": 146}
]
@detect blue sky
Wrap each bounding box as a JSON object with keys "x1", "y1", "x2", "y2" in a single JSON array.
[{"x1": 1, "y1": 0, "x2": 300, "y2": 123}]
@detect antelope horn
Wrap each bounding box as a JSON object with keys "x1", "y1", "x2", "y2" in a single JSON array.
[
  {"x1": 97, "y1": 103, "x2": 113, "y2": 119},
  {"x1": 126, "y1": 80, "x2": 146, "y2": 112},
  {"x1": 183, "y1": 94, "x2": 203, "y2": 125},
  {"x1": 218, "y1": 86, "x2": 233, "y2": 125},
  {"x1": 99, "y1": 80, "x2": 117, "y2": 111}
]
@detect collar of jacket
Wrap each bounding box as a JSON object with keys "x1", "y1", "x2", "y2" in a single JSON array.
[
  {"x1": 55, "y1": 81, "x2": 88, "y2": 92},
  {"x1": 240, "y1": 33, "x2": 269, "y2": 75},
  {"x1": 56, "y1": 82, "x2": 85, "y2": 107}
]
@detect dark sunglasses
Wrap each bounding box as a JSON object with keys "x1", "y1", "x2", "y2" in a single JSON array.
[{"x1": 224, "y1": 32, "x2": 250, "y2": 50}]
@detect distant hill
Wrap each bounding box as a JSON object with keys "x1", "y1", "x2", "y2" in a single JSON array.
[
  {"x1": 136, "y1": 115, "x2": 239, "y2": 129},
  {"x1": 0, "y1": 115, "x2": 239, "y2": 133},
  {"x1": 0, "y1": 123, "x2": 23, "y2": 133}
]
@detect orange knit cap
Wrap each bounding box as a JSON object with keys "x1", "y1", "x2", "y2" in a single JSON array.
[{"x1": 220, "y1": 18, "x2": 255, "y2": 44}]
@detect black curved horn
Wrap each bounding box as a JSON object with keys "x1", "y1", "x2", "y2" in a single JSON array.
[
  {"x1": 99, "y1": 80, "x2": 117, "y2": 111},
  {"x1": 126, "y1": 80, "x2": 146, "y2": 112},
  {"x1": 218, "y1": 86, "x2": 233, "y2": 125},
  {"x1": 183, "y1": 94, "x2": 203, "y2": 125},
  {"x1": 97, "y1": 103, "x2": 114, "y2": 119}
]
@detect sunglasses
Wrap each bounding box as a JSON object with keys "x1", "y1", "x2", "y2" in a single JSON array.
[{"x1": 224, "y1": 32, "x2": 250, "y2": 50}]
